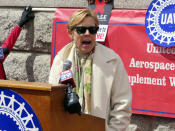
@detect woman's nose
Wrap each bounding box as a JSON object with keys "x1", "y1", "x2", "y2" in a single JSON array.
[{"x1": 84, "y1": 29, "x2": 90, "y2": 35}]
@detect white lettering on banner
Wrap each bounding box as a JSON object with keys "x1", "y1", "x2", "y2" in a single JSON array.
[
  {"x1": 128, "y1": 74, "x2": 166, "y2": 86},
  {"x1": 161, "y1": 13, "x2": 175, "y2": 24},
  {"x1": 147, "y1": 43, "x2": 175, "y2": 54},
  {"x1": 169, "y1": 77, "x2": 175, "y2": 86},
  {"x1": 129, "y1": 57, "x2": 175, "y2": 72},
  {"x1": 97, "y1": 15, "x2": 107, "y2": 21}
]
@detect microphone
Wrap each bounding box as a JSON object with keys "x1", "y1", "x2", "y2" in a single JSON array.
[
  {"x1": 60, "y1": 60, "x2": 81, "y2": 115},
  {"x1": 62, "y1": 60, "x2": 72, "y2": 71},
  {"x1": 0, "y1": 47, "x2": 10, "y2": 59},
  {"x1": 60, "y1": 70, "x2": 75, "y2": 88},
  {"x1": 59, "y1": 60, "x2": 76, "y2": 88}
]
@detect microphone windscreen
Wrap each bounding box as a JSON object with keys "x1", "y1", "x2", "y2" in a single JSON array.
[{"x1": 63, "y1": 60, "x2": 72, "y2": 71}]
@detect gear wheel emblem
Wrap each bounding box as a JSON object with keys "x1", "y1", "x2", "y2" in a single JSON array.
[
  {"x1": 145, "y1": 0, "x2": 175, "y2": 47},
  {"x1": 0, "y1": 88, "x2": 42, "y2": 131}
]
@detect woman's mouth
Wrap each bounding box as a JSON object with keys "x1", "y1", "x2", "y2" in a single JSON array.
[{"x1": 82, "y1": 41, "x2": 91, "y2": 45}]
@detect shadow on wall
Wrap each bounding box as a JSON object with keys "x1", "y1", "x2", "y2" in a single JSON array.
[
  {"x1": 26, "y1": 53, "x2": 38, "y2": 82},
  {"x1": 25, "y1": 20, "x2": 36, "y2": 82}
]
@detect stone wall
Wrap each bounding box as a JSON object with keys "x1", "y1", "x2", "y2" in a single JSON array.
[
  {"x1": 0, "y1": 8, "x2": 52, "y2": 82},
  {"x1": 0, "y1": 0, "x2": 175, "y2": 131}
]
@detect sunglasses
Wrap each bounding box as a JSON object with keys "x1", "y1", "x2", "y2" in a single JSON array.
[{"x1": 73, "y1": 26, "x2": 99, "y2": 34}]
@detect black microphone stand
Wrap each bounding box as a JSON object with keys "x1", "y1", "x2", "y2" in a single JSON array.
[{"x1": 64, "y1": 83, "x2": 81, "y2": 115}]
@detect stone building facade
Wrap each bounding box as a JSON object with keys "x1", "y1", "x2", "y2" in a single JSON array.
[{"x1": 0, "y1": 0, "x2": 175, "y2": 130}]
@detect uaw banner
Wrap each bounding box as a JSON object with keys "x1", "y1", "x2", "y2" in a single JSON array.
[
  {"x1": 51, "y1": 8, "x2": 175, "y2": 118},
  {"x1": 88, "y1": 0, "x2": 113, "y2": 42}
]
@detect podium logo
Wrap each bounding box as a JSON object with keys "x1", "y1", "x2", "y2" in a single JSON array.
[
  {"x1": 0, "y1": 88, "x2": 42, "y2": 131},
  {"x1": 145, "y1": 0, "x2": 175, "y2": 47}
]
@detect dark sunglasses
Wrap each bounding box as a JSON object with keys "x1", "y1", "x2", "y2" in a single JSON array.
[{"x1": 73, "y1": 26, "x2": 99, "y2": 34}]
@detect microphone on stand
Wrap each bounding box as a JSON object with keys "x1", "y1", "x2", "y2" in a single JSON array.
[{"x1": 59, "y1": 60, "x2": 81, "y2": 115}]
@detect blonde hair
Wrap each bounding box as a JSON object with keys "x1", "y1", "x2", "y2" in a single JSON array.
[{"x1": 67, "y1": 9, "x2": 99, "y2": 31}]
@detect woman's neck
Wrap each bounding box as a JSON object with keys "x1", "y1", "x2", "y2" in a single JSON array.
[{"x1": 76, "y1": 48, "x2": 91, "y2": 59}]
